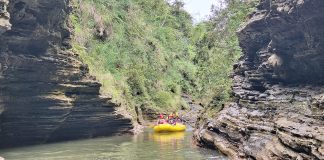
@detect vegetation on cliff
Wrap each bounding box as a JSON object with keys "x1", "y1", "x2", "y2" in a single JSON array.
[
  {"x1": 192, "y1": 0, "x2": 257, "y2": 110},
  {"x1": 70, "y1": 0, "x2": 256, "y2": 116}
]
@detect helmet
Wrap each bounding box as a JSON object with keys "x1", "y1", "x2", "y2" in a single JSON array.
[{"x1": 159, "y1": 114, "x2": 164, "y2": 118}]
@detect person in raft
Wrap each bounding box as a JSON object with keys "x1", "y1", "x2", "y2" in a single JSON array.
[
  {"x1": 167, "y1": 113, "x2": 176, "y2": 125},
  {"x1": 157, "y1": 114, "x2": 166, "y2": 124}
]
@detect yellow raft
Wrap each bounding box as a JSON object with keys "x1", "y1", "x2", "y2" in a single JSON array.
[{"x1": 153, "y1": 123, "x2": 186, "y2": 132}]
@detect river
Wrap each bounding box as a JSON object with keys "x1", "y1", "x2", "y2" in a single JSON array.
[{"x1": 0, "y1": 129, "x2": 226, "y2": 160}]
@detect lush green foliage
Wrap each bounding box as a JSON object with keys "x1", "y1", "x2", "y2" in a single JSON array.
[
  {"x1": 192, "y1": 0, "x2": 257, "y2": 107},
  {"x1": 71, "y1": 0, "x2": 196, "y2": 114},
  {"x1": 70, "y1": 0, "x2": 256, "y2": 116}
]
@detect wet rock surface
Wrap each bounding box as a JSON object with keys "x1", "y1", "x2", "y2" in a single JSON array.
[
  {"x1": 0, "y1": 0, "x2": 132, "y2": 148},
  {"x1": 194, "y1": 0, "x2": 324, "y2": 159}
]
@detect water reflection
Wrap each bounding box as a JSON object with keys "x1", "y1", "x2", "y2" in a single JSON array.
[
  {"x1": 0, "y1": 131, "x2": 227, "y2": 160},
  {"x1": 151, "y1": 132, "x2": 185, "y2": 143}
]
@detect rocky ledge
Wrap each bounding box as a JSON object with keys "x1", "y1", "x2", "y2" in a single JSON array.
[
  {"x1": 194, "y1": 0, "x2": 324, "y2": 159},
  {"x1": 0, "y1": 0, "x2": 132, "y2": 148}
]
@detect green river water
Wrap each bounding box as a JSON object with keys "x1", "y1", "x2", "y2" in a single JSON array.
[{"x1": 0, "y1": 130, "x2": 226, "y2": 160}]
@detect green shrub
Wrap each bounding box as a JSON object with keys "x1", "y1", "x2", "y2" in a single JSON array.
[{"x1": 70, "y1": 0, "x2": 256, "y2": 119}]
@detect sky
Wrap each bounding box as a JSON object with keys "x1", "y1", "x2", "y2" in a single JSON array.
[{"x1": 181, "y1": 0, "x2": 226, "y2": 22}]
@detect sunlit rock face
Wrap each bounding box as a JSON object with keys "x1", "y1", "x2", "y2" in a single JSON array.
[
  {"x1": 0, "y1": 0, "x2": 132, "y2": 148},
  {"x1": 0, "y1": 0, "x2": 11, "y2": 34},
  {"x1": 194, "y1": 0, "x2": 324, "y2": 159}
]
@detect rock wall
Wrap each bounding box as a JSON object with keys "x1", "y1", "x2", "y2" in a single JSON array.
[
  {"x1": 194, "y1": 0, "x2": 324, "y2": 159},
  {"x1": 0, "y1": 0, "x2": 132, "y2": 148}
]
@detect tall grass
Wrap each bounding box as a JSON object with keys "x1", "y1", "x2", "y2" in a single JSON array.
[
  {"x1": 70, "y1": 0, "x2": 197, "y2": 116},
  {"x1": 70, "y1": 0, "x2": 257, "y2": 118}
]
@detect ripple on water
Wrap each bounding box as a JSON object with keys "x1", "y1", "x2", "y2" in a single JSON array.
[{"x1": 0, "y1": 131, "x2": 227, "y2": 160}]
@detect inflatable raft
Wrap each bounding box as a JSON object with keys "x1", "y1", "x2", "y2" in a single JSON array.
[{"x1": 153, "y1": 123, "x2": 186, "y2": 132}]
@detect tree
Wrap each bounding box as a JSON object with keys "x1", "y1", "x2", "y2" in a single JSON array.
[{"x1": 172, "y1": 0, "x2": 185, "y2": 11}]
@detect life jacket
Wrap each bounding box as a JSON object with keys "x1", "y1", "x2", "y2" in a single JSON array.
[
  {"x1": 159, "y1": 114, "x2": 164, "y2": 119},
  {"x1": 158, "y1": 119, "x2": 165, "y2": 124}
]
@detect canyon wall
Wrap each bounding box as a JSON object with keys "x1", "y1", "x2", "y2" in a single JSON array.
[
  {"x1": 195, "y1": 0, "x2": 324, "y2": 159},
  {"x1": 0, "y1": 0, "x2": 132, "y2": 148}
]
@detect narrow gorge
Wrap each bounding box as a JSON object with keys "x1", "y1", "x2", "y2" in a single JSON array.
[
  {"x1": 0, "y1": 0, "x2": 323, "y2": 159},
  {"x1": 195, "y1": 0, "x2": 324, "y2": 159},
  {"x1": 0, "y1": 0, "x2": 132, "y2": 148}
]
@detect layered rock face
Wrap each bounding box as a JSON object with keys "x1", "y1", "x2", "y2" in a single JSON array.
[
  {"x1": 0, "y1": 0, "x2": 132, "y2": 148},
  {"x1": 195, "y1": 0, "x2": 324, "y2": 159}
]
